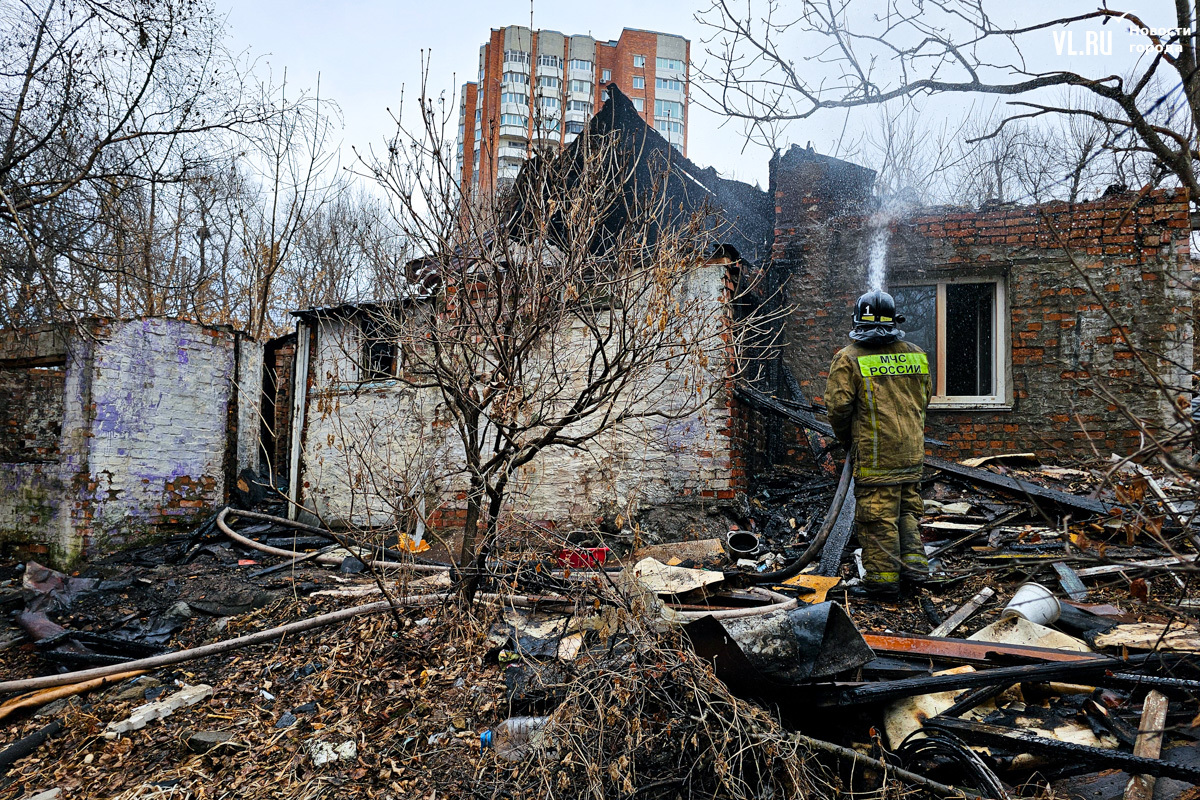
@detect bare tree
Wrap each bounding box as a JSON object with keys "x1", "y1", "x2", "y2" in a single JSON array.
[
  {"x1": 695, "y1": 2, "x2": 1198, "y2": 195},
  {"x1": 839, "y1": 102, "x2": 971, "y2": 205},
  {"x1": 343, "y1": 79, "x2": 776, "y2": 592},
  {"x1": 0, "y1": 0, "x2": 277, "y2": 327},
  {"x1": 280, "y1": 183, "x2": 404, "y2": 312},
  {"x1": 236, "y1": 74, "x2": 340, "y2": 339}
]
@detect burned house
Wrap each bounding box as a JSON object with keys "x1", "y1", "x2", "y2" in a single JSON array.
[
  {"x1": 0, "y1": 318, "x2": 262, "y2": 565},
  {"x1": 284, "y1": 87, "x2": 773, "y2": 532},
  {"x1": 761, "y1": 145, "x2": 1193, "y2": 466},
  {"x1": 4, "y1": 94, "x2": 1184, "y2": 556},
  {"x1": 282, "y1": 89, "x2": 1196, "y2": 534}
]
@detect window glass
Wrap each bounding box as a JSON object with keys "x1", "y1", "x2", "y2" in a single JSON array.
[
  {"x1": 537, "y1": 54, "x2": 560, "y2": 68},
  {"x1": 946, "y1": 283, "x2": 994, "y2": 396},
  {"x1": 655, "y1": 77, "x2": 682, "y2": 91},
  {"x1": 500, "y1": 92, "x2": 528, "y2": 105},
  {"x1": 568, "y1": 59, "x2": 593, "y2": 72},
  {"x1": 632, "y1": 76, "x2": 645, "y2": 89},
  {"x1": 566, "y1": 99, "x2": 592, "y2": 112},
  {"x1": 502, "y1": 72, "x2": 529, "y2": 85},
  {"x1": 656, "y1": 57, "x2": 684, "y2": 71},
  {"x1": 655, "y1": 99, "x2": 683, "y2": 119},
  {"x1": 633, "y1": 55, "x2": 645, "y2": 67},
  {"x1": 500, "y1": 114, "x2": 527, "y2": 127},
  {"x1": 891, "y1": 285, "x2": 938, "y2": 392},
  {"x1": 633, "y1": 97, "x2": 644, "y2": 111},
  {"x1": 602, "y1": 69, "x2": 611, "y2": 82},
  {"x1": 504, "y1": 50, "x2": 531, "y2": 65},
  {"x1": 565, "y1": 120, "x2": 585, "y2": 134},
  {"x1": 537, "y1": 76, "x2": 560, "y2": 89}
]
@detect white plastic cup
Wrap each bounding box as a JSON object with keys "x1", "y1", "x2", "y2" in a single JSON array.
[{"x1": 1002, "y1": 582, "x2": 1061, "y2": 625}]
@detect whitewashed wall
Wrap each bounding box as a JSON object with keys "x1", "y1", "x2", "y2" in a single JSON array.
[{"x1": 297, "y1": 262, "x2": 737, "y2": 529}]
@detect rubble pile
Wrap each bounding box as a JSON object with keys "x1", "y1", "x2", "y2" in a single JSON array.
[{"x1": 0, "y1": 454, "x2": 1197, "y2": 799}]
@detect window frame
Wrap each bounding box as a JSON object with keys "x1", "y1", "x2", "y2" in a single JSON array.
[
  {"x1": 632, "y1": 75, "x2": 645, "y2": 90},
  {"x1": 633, "y1": 54, "x2": 645, "y2": 68},
  {"x1": 890, "y1": 276, "x2": 1011, "y2": 409},
  {"x1": 654, "y1": 98, "x2": 683, "y2": 119},
  {"x1": 359, "y1": 316, "x2": 399, "y2": 383}
]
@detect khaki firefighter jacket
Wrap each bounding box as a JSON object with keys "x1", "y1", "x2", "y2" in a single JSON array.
[{"x1": 825, "y1": 339, "x2": 932, "y2": 485}]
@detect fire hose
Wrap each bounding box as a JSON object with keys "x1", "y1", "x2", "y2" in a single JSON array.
[{"x1": 748, "y1": 454, "x2": 854, "y2": 584}]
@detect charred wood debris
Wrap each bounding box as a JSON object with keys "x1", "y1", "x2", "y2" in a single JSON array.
[{"x1": 1, "y1": 445, "x2": 1200, "y2": 798}]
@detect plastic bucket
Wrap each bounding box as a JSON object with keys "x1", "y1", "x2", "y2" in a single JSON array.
[
  {"x1": 1001, "y1": 582, "x2": 1061, "y2": 625},
  {"x1": 726, "y1": 530, "x2": 761, "y2": 558}
]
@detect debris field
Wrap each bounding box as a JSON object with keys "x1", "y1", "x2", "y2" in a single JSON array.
[{"x1": 0, "y1": 453, "x2": 1199, "y2": 800}]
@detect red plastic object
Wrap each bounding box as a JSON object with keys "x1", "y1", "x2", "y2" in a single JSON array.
[{"x1": 555, "y1": 547, "x2": 609, "y2": 568}]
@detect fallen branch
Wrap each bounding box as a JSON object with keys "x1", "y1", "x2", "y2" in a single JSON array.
[
  {"x1": 0, "y1": 595, "x2": 447, "y2": 696},
  {"x1": 0, "y1": 669, "x2": 147, "y2": 721}
]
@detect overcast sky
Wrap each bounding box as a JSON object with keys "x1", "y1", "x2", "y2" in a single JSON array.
[{"x1": 220, "y1": 1, "x2": 1176, "y2": 189}]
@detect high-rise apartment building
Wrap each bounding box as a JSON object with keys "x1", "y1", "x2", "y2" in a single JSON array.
[{"x1": 456, "y1": 26, "x2": 689, "y2": 192}]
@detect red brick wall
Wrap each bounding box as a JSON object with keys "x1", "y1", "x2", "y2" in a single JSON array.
[
  {"x1": 459, "y1": 82, "x2": 478, "y2": 188},
  {"x1": 0, "y1": 366, "x2": 64, "y2": 463},
  {"x1": 774, "y1": 165, "x2": 1192, "y2": 463},
  {"x1": 602, "y1": 30, "x2": 658, "y2": 133}
]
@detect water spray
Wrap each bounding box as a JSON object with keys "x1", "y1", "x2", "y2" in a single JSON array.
[{"x1": 866, "y1": 195, "x2": 914, "y2": 293}]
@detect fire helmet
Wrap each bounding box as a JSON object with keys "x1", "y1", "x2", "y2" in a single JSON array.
[{"x1": 853, "y1": 290, "x2": 905, "y2": 329}]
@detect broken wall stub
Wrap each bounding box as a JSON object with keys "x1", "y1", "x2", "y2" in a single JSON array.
[
  {"x1": 291, "y1": 261, "x2": 744, "y2": 533},
  {"x1": 0, "y1": 318, "x2": 263, "y2": 565},
  {"x1": 772, "y1": 147, "x2": 1192, "y2": 461}
]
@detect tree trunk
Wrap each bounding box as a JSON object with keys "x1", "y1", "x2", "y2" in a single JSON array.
[
  {"x1": 461, "y1": 474, "x2": 510, "y2": 605},
  {"x1": 458, "y1": 475, "x2": 485, "y2": 568}
]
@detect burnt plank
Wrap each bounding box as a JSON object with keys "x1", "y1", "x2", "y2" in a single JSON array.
[{"x1": 925, "y1": 455, "x2": 1114, "y2": 516}]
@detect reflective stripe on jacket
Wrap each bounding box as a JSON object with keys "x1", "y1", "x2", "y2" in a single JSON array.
[{"x1": 825, "y1": 340, "x2": 932, "y2": 485}]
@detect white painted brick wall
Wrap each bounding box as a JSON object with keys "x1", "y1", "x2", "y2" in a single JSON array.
[
  {"x1": 298, "y1": 263, "x2": 735, "y2": 528},
  {"x1": 86, "y1": 319, "x2": 235, "y2": 546}
]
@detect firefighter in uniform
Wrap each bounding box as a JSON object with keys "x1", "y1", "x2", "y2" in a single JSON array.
[{"x1": 825, "y1": 290, "x2": 932, "y2": 600}]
